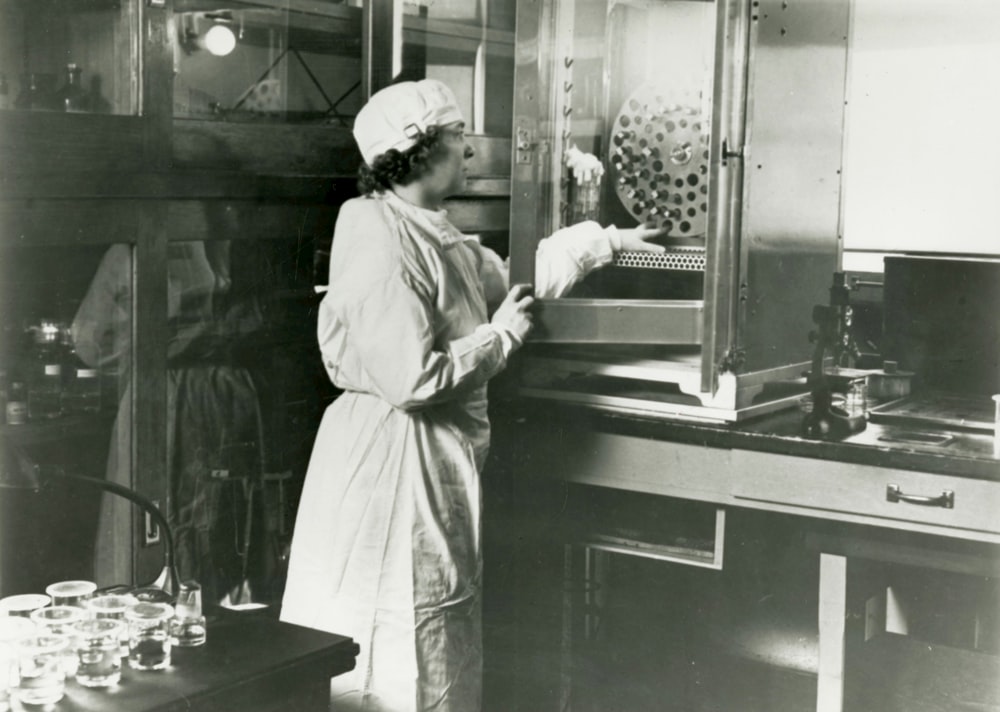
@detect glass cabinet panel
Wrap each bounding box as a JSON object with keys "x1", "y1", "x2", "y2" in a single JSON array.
[
  {"x1": 0, "y1": 0, "x2": 138, "y2": 114},
  {"x1": 0, "y1": 243, "x2": 132, "y2": 594},
  {"x1": 401, "y1": 0, "x2": 515, "y2": 136},
  {"x1": 161, "y1": 233, "x2": 326, "y2": 606},
  {"x1": 172, "y1": 0, "x2": 364, "y2": 125},
  {"x1": 510, "y1": 0, "x2": 849, "y2": 420},
  {"x1": 518, "y1": 0, "x2": 716, "y2": 303}
]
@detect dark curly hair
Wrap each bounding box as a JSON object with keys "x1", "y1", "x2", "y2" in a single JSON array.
[{"x1": 357, "y1": 126, "x2": 447, "y2": 195}]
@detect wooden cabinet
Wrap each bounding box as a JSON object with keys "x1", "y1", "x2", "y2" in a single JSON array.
[{"x1": 0, "y1": 0, "x2": 515, "y2": 600}]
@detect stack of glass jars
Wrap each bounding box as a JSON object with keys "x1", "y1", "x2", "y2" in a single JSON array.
[{"x1": 0, "y1": 578, "x2": 206, "y2": 706}]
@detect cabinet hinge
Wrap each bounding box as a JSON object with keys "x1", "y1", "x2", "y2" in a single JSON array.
[{"x1": 719, "y1": 347, "x2": 747, "y2": 373}]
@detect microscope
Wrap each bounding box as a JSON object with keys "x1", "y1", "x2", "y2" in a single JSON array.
[{"x1": 801, "y1": 272, "x2": 868, "y2": 439}]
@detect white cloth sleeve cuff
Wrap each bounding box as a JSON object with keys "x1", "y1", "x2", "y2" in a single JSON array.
[
  {"x1": 606, "y1": 224, "x2": 622, "y2": 252},
  {"x1": 484, "y1": 323, "x2": 522, "y2": 358}
]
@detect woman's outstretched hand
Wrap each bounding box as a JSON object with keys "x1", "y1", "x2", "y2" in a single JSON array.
[
  {"x1": 491, "y1": 283, "x2": 535, "y2": 343},
  {"x1": 616, "y1": 225, "x2": 670, "y2": 253}
]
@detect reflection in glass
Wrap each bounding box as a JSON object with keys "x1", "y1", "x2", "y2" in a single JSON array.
[
  {"x1": 173, "y1": 2, "x2": 363, "y2": 125},
  {"x1": 0, "y1": 244, "x2": 129, "y2": 595},
  {"x1": 0, "y1": 1, "x2": 134, "y2": 114},
  {"x1": 70, "y1": 227, "x2": 320, "y2": 606},
  {"x1": 401, "y1": 0, "x2": 515, "y2": 136}
]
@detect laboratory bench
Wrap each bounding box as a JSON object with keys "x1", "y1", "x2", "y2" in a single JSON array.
[
  {"x1": 488, "y1": 395, "x2": 1000, "y2": 712},
  {"x1": 7, "y1": 607, "x2": 359, "y2": 712}
]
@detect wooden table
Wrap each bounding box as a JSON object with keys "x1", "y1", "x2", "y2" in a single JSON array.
[{"x1": 9, "y1": 607, "x2": 358, "y2": 712}]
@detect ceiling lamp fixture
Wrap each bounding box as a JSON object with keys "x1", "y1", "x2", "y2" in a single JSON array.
[{"x1": 204, "y1": 22, "x2": 237, "y2": 57}]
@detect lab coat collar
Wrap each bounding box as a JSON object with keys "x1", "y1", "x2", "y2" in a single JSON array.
[{"x1": 379, "y1": 190, "x2": 466, "y2": 248}]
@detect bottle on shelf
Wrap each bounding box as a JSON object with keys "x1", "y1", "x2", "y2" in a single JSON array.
[
  {"x1": 0, "y1": 73, "x2": 10, "y2": 110},
  {"x1": 6, "y1": 379, "x2": 28, "y2": 425},
  {"x1": 16, "y1": 73, "x2": 58, "y2": 111},
  {"x1": 26, "y1": 320, "x2": 68, "y2": 421},
  {"x1": 14, "y1": 73, "x2": 34, "y2": 109},
  {"x1": 63, "y1": 368, "x2": 102, "y2": 416},
  {"x1": 55, "y1": 63, "x2": 88, "y2": 113},
  {"x1": 0, "y1": 368, "x2": 8, "y2": 424}
]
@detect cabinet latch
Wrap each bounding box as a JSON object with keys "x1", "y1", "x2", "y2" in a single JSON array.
[
  {"x1": 516, "y1": 128, "x2": 536, "y2": 165},
  {"x1": 719, "y1": 347, "x2": 747, "y2": 373},
  {"x1": 721, "y1": 138, "x2": 745, "y2": 164}
]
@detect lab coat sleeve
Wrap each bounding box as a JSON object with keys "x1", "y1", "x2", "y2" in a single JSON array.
[
  {"x1": 534, "y1": 221, "x2": 619, "y2": 298},
  {"x1": 330, "y1": 203, "x2": 513, "y2": 411},
  {"x1": 468, "y1": 221, "x2": 619, "y2": 304},
  {"x1": 71, "y1": 244, "x2": 132, "y2": 370}
]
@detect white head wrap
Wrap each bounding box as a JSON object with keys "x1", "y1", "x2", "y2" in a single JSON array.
[{"x1": 353, "y1": 80, "x2": 465, "y2": 165}]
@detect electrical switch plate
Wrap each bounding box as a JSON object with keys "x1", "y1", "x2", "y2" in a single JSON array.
[{"x1": 144, "y1": 500, "x2": 161, "y2": 546}]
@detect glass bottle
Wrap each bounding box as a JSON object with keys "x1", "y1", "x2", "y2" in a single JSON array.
[
  {"x1": 14, "y1": 73, "x2": 34, "y2": 110},
  {"x1": 55, "y1": 64, "x2": 88, "y2": 113},
  {"x1": 0, "y1": 73, "x2": 10, "y2": 110},
  {"x1": 6, "y1": 380, "x2": 28, "y2": 425},
  {"x1": 0, "y1": 368, "x2": 8, "y2": 423},
  {"x1": 170, "y1": 581, "x2": 207, "y2": 647},
  {"x1": 19, "y1": 73, "x2": 58, "y2": 111},
  {"x1": 64, "y1": 368, "x2": 101, "y2": 415},
  {"x1": 27, "y1": 322, "x2": 66, "y2": 420}
]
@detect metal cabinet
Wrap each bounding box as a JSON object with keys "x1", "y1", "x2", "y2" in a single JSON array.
[{"x1": 509, "y1": 0, "x2": 850, "y2": 421}]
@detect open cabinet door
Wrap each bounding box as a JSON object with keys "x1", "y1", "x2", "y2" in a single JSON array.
[{"x1": 508, "y1": 0, "x2": 846, "y2": 420}]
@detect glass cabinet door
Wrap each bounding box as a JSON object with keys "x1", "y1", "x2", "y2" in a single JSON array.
[
  {"x1": 399, "y1": 0, "x2": 515, "y2": 138},
  {"x1": 509, "y1": 0, "x2": 848, "y2": 419},
  {"x1": 511, "y1": 0, "x2": 722, "y2": 330},
  {"x1": 0, "y1": 241, "x2": 133, "y2": 595},
  {"x1": 0, "y1": 0, "x2": 138, "y2": 115},
  {"x1": 162, "y1": 223, "x2": 330, "y2": 607},
  {"x1": 172, "y1": 0, "x2": 364, "y2": 125}
]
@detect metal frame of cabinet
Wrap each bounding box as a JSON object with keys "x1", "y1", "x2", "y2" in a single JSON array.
[{"x1": 509, "y1": 0, "x2": 850, "y2": 421}]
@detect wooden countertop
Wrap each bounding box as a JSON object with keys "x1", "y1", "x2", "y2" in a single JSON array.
[{"x1": 10, "y1": 607, "x2": 359, "y2": 712}]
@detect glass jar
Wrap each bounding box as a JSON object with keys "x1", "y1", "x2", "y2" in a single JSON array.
[
  {"x1": 86, "y1": 593, "x2": 135, "y2": 657},
  {"x1": 29, "y1": 606, "x2": 85, "y2": 676},
  {"x1": 5, "y1": 380, "x2": 28, "y2": 425},
  {"x1": 170, "y1": 581, "x2": 207, "y2": 647},
  {"x1": 72, "y1": 619, "x2": 124, "y2": 687},
  {"x1": 0, "y1": 72, "x2": 9, "y2": 110},
  {"x1": 44, "y1": 580, "x2": 96, "y2": 608},
  {"x1": 63, "y1": 368, "x2": 101, "y2": 415},
  {"x1": 125, "y1": 602, "x2": 174, "y2": 671},
  {"x1": 0, "y1": 593, "x2": 50, "y2": 618},
  {"x1": 15, "y1": 635, "x2": 70, "y2": 706},
  {"x1": 0, "y1": 368, "x2": 8, "y2": 424},
  {"x1": 26, "y1": 322, "x2": 69, "y2": 421},
  {"x1": 844, "y1": 377, "x2": 868, "y2": 419}
]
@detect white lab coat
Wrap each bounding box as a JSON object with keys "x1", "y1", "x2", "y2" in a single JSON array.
[{"x1": 279, "y1": 190, "x2": 616, "y2": 712}]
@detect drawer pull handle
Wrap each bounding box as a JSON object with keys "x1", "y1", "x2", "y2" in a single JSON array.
[{"x1": 886, "y1": 484, "x2": 954, "y2": 509}]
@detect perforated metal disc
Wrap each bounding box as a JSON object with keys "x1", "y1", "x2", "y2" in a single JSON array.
[{"x1": 609, "y1": 84, "x2": 710, "y2": 238}]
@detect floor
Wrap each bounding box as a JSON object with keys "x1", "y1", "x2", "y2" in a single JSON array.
[{"x1": 483, "y1": 509, "x2": 822, "y2": 712}]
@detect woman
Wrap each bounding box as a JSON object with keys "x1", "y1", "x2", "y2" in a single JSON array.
[{"x1": 279, "y1": 79, "x2": 664, "y2": 712}]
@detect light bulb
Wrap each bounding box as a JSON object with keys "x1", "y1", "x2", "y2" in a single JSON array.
[{"x1": 204, "y1": 24, "x2": 236, "y2": 57}]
